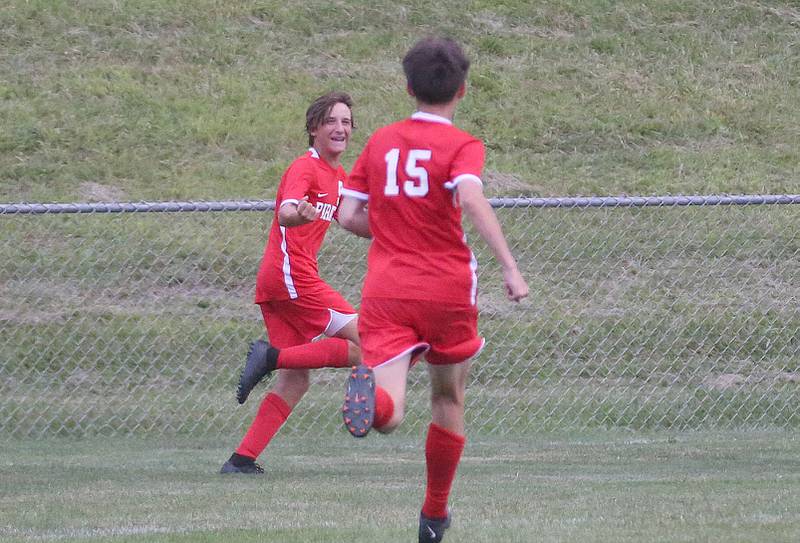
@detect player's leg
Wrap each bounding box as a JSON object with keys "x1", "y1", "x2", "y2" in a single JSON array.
[
  {"x1": 271, "y1": 306, "x2": 359, "y2": 369},
  {"x1": 238, "y1": 299, "x2": 356, "y2": 404},
  {"x1": 342, "y1": 298, "x2": 424, "y2": 437},
  {"x1": 417, "y1": 302, "x2": 482, "y2": 541},
  {"x1": 239, "y1": 336, "x2": 351, "y2": 396},
  {"x1": 428, "y1": 360, "x2": 470, "y2": 434},
  {"x1": 329, "y1": 312, "x2": 360, "y2": 346},
  {"x1": 416, "y1": 360, "x2": 469, "y2": 541},
  {"x1": 326, "y1": 308, "x2": 361, "y2": 364},
  {"x1": 223, "y1": 303, "x2": 313, "y2": 474},
  {"x1": 343, "y1": 352, "x2": 411, "y2": 437},
  {"x1": 372, "y1": 354, "x2": 412, "y2": 432},
  {"x1": 222, "y1": 368, "x2": 310, "y2": 474}
]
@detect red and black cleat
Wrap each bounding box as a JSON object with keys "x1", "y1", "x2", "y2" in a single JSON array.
[{"x1": 342, "y1": 365, "x2": 375, "y2": 437}]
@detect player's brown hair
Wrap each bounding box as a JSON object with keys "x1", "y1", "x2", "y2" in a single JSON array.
[
  {"x1": 402, "y1": 37, "x2": 470, "y2": 105},
  {"x1": 305, "y1": 91, "x2": 354, "y2": 146}
]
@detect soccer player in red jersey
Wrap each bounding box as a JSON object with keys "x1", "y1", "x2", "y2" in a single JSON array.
[
  {"x1": 221, "y1": 92, "x2": 362, "y2": 475},
  {"x1": 337, "y1": 38, "x2": 529, "y2": 542}
]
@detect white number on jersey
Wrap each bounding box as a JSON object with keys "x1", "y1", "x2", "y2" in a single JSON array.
[{"x1": 384, "y1": 148, "x2": 431, "y2": 197}]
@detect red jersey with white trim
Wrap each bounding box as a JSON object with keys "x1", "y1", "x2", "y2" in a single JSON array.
[
  {"x1": 255, "y1": 149, "x2": 346, "y2": 302},
  {"x1": 342, "y1": 112, "x2": 485, "y2": 305}
]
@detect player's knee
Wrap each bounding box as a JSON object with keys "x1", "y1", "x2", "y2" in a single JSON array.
[
  {"x1": 375, "y1": 408, "x2": 404, "y2": 434},
  {"x1": 375, "y1": 424, "x2": 397, "y2": 434}
]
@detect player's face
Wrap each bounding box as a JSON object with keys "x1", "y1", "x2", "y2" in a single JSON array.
[{"x1": 311, "y1": 102, "x2": 352, "y2": 159}]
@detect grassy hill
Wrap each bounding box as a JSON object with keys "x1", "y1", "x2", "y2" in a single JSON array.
[{"x1": 1, "y1": 0, "x2": 799, "y2": 202}]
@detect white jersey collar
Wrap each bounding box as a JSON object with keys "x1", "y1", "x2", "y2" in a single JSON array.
[{"x1": 411, "y1": 111, "x2": 452, "y2": 125}]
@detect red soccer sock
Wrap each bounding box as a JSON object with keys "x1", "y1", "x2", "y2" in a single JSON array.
[
  {"x1": 276, "y1": 338, "x2": 350, "y2": 370},
  {"x1": 235, "y1": 392, "x2": 292, "y2": 459},
  {"x1": 421, "y1": 422, "x2": 466, "y2": 520},
  {"x1": 373, "y1": 386, "x2": 394, "y2": 429}
]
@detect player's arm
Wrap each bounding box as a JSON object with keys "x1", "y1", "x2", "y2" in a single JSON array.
[
  {"x1": 457, "y1": 181, "x2": 528, "y2": 302},
  {"x1": 277, "y1": 160, "x2": 318, "y2": 227},
  {"x1": 338, "y1": 141, "x2": 372, "y2": 238},
  {"x1": 337, "y1": 195, "x2": 372, "y2": 238},
  {"x1": 278, "y1": 196, "x2": 319, "y2": 227}
]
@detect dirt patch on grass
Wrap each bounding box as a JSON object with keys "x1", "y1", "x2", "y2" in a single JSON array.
[
  {"x1": 701, "y1": 372, "x2": 800, "y2": 390},
  {"x1": 485, "y1": 170, "x2": 546, "y2": 195},
  {"x1": 79, "y1": 182, "x2": 127, "y2": 202},
  {"x1": 702, "y1": 373, "x2": 744, "y2": 390}
]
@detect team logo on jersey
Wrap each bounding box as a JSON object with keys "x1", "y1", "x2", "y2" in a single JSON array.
[{"x1": 315, "y1": 201, "x2": 337, "y2": 222}]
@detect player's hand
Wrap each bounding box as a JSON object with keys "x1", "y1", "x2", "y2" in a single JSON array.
[
  {"x1": 503, "y1": 266, "x2": 529, "y2": 302},
  {"x1": 296, "y1": 196, "x2": 319, "y2": 224}
]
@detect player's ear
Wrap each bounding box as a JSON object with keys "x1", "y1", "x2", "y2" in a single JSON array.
[
  {"x1": 406, "y1": 84, "x2": 416, "y2": 97},
  {"x1": 456, "y1": 83, "x2": 466, "y2": 99}
]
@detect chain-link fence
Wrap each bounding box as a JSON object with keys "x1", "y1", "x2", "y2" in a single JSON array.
[{"x1": 2, "y1": 196, "x2": 799, "y2": 438}]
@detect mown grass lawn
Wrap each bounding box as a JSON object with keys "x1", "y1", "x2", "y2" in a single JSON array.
[{"x1": 2, "y1": 431, "x2": 799, "y2": 542}]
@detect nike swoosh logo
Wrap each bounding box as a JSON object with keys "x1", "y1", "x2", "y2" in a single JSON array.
[
  {"x1": 427, "y1": 526, "x2": 436, "y2": 538},
  {"x1": 317, "y1": 192, "x2": 328, "y2": 197}
]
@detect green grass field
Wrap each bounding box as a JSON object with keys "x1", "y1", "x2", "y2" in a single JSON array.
[
  {"x1": 1, "y1": 0, "x2": 798, "y2": 202},
  {"x1": 2, "y1": 431, "x2": 799, "y2": 542}
]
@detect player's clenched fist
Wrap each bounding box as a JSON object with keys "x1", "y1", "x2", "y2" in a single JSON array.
[
  {"x1": 503, "y1": 266, "x2": 529, "y2": 302},
  {"x1": 296, "y1": 196, "x2": 319, "y2": 224}
]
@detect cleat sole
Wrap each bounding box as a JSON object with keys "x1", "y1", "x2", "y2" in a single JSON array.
[{"x1": 342, "y1": 364, "x2": 375, "y2": 438}]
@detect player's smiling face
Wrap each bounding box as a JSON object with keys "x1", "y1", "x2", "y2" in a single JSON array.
[{"x1": 311, "y1": 102, "x2": 352, "y2": 161}]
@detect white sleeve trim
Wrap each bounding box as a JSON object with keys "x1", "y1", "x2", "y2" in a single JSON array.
[
  {"x1": 280, "y1": 199, "x2": 300, "y2": 208},
  {"x1": 340, "y1": 188, "x2": 369, "y2": 201},
  {"x1": 444, "y1": 174, "x2": 483, "y2": 191}
]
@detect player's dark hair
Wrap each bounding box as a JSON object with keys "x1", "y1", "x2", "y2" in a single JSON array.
[
  {"x1": 306, "y1": 91, "x2": 354, "y2": 146},
  {"x1": 402, "y1": 37, "x2": 470, "y2": 105}
]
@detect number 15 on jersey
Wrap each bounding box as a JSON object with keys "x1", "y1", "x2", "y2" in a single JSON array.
[{"x1": 384, "y1": 148, "x2": 431, "y2": 197}]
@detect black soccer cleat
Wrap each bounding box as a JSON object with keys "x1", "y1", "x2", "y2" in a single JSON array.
[
  {"x1": 219, "y1": 453, "x2": 264, "y2": 475},
  {"x1": 419, "y1": 511, "x2": 451, "y2": 543},
  {"x1": 342, "y1": 364, "x2": 375, "y2": 437},
  {"x1": 237, "y1": 339, "x2": 279, "y2": 404}
]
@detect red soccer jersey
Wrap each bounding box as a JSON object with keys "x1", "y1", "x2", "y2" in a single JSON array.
[
  {"x1": 255, "y1": 149, "x2": 346, "y2": 302},
  {"x1": 342, "y1": 112, "x2": 485, "y2": 305}
]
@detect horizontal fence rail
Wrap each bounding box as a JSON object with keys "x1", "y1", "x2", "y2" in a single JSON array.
[
  {"x1": 3, "y1": 194, "x2": 800, "y2": 214},
  {"x1": 1, "y1": 195, "x2": 799, "y2": 438}
]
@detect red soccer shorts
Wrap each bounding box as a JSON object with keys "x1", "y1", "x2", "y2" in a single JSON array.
[
  {"x1": 358, "y1": 297, "x2": 485, "y2": 367},
  {"x1": 260, "y1": 284, "x2": 355, "y2": 348}
]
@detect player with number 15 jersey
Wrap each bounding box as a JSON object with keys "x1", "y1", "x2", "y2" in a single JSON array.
[
  {"x1": 342, "y1": 112, "x2": 485, "y2": 307},
  {"x1": 337, "y1": 37, "x2": 528, "y2": 543}
]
